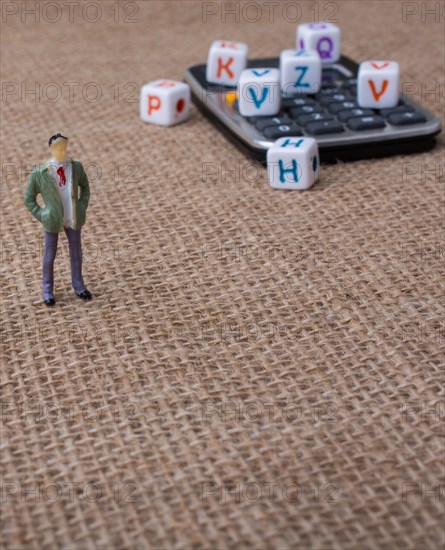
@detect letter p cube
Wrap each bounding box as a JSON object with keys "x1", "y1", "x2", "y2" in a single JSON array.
[
  {"x1": 140, "y1": 80, "x2": 191, "y2": 126},
  {"x1": 267, "y1": 137, "x2": 319, "y2": 190}
]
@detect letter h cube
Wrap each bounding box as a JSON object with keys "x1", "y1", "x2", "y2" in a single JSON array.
[{"x1": 267, "y1": 137, "x2": 319, "y2": 190}]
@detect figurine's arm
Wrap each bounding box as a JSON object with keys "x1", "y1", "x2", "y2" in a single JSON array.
[
  {"x1": 78, "y1": 163, "x2": 90, "y2": 210},
  {"x1": 23, "y1": 170, "x2": 43, "y2": 222}
]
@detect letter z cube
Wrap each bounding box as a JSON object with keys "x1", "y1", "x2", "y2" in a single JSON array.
[
  {"x1": 357, "y1": 61, "x2": 399, "y2": 108},
  {"x1": 267, "y1": 137, "x2": 319, "y2": 190},
  {"x1": 206, "y1": 40, "x2": 249, "y2": 86},
  {"x1": 140, "y1": 80, "x2": 190, "y2": 126},
  {"x1": 280, "y1": 49, "x2": 322, "y2": 95}
]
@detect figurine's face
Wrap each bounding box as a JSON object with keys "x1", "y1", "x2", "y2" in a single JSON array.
[{"x1": 50, "y1": 138, "x2": 68, "y2": 162}]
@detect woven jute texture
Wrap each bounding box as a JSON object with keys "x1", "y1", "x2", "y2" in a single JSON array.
[{"x1": 1, "y1": 1, "x2": 444, "y2": 548}]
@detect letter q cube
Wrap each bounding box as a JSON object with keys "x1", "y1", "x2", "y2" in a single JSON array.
[
  {"x1": 140, "y1": 80, "x2": 190, "y2": 126},
  {"x1": 357, "y1": 61, "x2": 399, "y2": 108},
  {"x1": 297, "y1": 22, "x2": 341, "y2": 64},
  {"x1": 206, "y1": 40, "x2": 249, "y2": 86},
  {"x1": 267, "y1": 137, "x2": 319, "y2": 190}
]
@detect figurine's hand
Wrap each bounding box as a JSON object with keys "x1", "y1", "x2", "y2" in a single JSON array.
[
  {"x1": 76, "y1": 202, "x2": 87, "y2": 227},
  {"x1": 38, "y1": 207, "x2": 48, "y2": 223},
  {"x1": 24, "y1": 170, "x2": 44, "y2": 222},
  {"x1": 25, "y1": 200, "x2": 44, "y2": 223}
]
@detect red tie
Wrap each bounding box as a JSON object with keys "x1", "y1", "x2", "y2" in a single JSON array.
[{"x1": 57, "y1": 166, "x2": 66, "y2": 187}]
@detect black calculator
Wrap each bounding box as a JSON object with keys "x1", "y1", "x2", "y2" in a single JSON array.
[{"x1": 184, "y1": 56, "x2": 442, "y2": 163}]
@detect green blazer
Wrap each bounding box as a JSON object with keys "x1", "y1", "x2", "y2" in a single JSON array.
[{"x1": 24, "y1": 159, "x2": 90, "y2": 233}]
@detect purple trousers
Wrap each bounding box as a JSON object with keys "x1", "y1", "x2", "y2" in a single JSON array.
[{"x1": 43, "y1": 228, "x2": 86, "y2": 300}]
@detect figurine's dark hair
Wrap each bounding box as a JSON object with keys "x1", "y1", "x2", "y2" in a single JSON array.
[{"x1": 48, "y1": 133, "x2": 68, "y2": 146}]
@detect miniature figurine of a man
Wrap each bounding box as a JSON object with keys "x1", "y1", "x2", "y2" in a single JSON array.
[{"x1": 24, "y1": 133, "x2": 92, "y2": 306}]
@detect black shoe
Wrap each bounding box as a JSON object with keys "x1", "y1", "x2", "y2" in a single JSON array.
[
  {"x1": 76, "y1": 289, "x2": 92, "y2": 301},
  {"x1": 44, "y1": 298, "x2": 56, "y2": 307}
]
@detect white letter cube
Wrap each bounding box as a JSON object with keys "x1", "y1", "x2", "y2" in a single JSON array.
[
  {"x1": 357, "y1": 60, "x2": 400, "y2": 108},
  {"x1": 140, "y1": 79, "x2": 190, "y2": 126},
  {"x1": 296, "y1": 22, "x2": 341, "y2": 64},
  {"x1": 267, "y1": 137, "x2": 319, "y2": 190},
  {"x1": 238, "y1": 68, "x2": 281, "y2": 117},
  {"x1": 206, "y1": 40, "x2": 249, "y2": 86},
  {"x1": 280, "y1": 49, "x2": 322, "y2": 95}
]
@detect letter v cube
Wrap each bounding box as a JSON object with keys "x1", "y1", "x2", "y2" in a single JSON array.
[
  {"x1": 206, "y1": 40, "x2": 249, "y2": 86},
  {"x1": 140, "y1": 79, "x2": 190, "y2": 126},
  {"x1": 238, "y1": 68, "x2": 281, "y2": 116},
  {"x1": 357, "y1": 61, "x2": 399, "y2": 108},
  {"x1": 267, "y1": 137, "x2": 319, "y2": 190},
  {"x1": 280, "y1": 49, "x2": 322, "y2": 95}
]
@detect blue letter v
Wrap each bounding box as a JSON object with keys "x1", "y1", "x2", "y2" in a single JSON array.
[{"x1": 247, "y1": 86, "x2": 269, "y2": 109}]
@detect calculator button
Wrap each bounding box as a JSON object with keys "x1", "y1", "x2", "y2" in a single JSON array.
[
  {"x1": 328, "y1": 101, "x2": 358, "y2": 114},
  {"x1": 341, "y1": 78, "x2": 357, "y2": 89},
  {"x1": 248, "y1": 113, "x2": 287, "y2": 123},
  {"x1": 337, "y1": 108, "x2": 374, "y2": 121},
  {"x1": 318, "y1": 87, "x2": 342, "y2": 96},
  {"x1": 247, "y1": 116, "x2": 263, "y2": 123},
  {"x1": 282, "y1": 97, "x2": 316, "y2": 109},
  {"x1": 346, "y1": 115, "x2": 386, "y2": 131},
  {"x1": 339, "y1": 81, "x2": 357, "y2": 95},
  {"x1": 305, "y1": 121, "x2": 344, "y2": 135},
  {"x1": 297, "y1": 113, "x2": 334, "y2": 126},
  {"x1": 255, "y1": 116, "x2": 293, "y2": 131},
  {"x1": 319, "y1": 93, "x2": 352, "y2": 106},
  {"x1": 289, "y1": 105, "x2": 325, "y2": 117},
  {"x1": 387, "y1": 111, "x2": 427, "y2": 125},
  {"x1": 263, "y1": 124, "x2": 303, "y2": 139},
  {"x1": 378, "y1": 105, "x2": 415, "y2": 117}
]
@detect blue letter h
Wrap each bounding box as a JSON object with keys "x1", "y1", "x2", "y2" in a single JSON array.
[{"x1": 278, "y1": 159, "x2": 299, "y2": 183}]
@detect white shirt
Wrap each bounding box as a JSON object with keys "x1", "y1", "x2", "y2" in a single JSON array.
[{"x1": 49, "y1": 157, "x2": 74, "y2": 229}]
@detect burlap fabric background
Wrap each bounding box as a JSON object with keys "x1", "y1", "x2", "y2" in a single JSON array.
[{"x1": 1, "y1": 1, "x2": 444, "y2": 548}]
